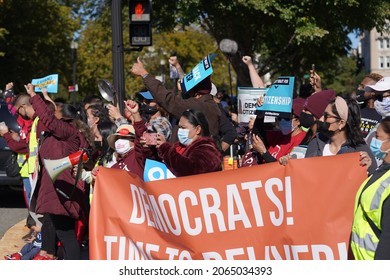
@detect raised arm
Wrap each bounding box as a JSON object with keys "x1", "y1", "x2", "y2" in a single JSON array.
[
  {"x1": 242, "y1": 56, "x2": 265, "y2": 88},
  {"x1": 168, "y1": 56, "x2": 185, "y2": 80}
]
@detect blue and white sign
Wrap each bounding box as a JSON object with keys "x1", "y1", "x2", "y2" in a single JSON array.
[
  {"x1": 180, "y1": 53, "x2": 216, "y2": 93},
  {"x1": 31, "y1": 74, "x2": 59, "y2": 93},
  {"x1": 143, "y1": 159, "x2": 176, "y2": 182},
  {"x1": 257, "y1": 76, "x2": 295, "y2": 118}
]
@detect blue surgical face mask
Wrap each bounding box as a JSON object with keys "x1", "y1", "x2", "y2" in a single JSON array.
[
  {"x1": 370, "y1": 137, "x2": 390, "y2": 159},
  {"x1": 279, "y1": 119, "x2": 294, "y2": 135},
  {"x1": 177, "y1": 128, "x2": 192, "y2": 146}
]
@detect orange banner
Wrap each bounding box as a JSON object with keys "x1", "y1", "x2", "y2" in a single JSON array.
[{"x1": 89, "y1": 153, "x2": 367, "y2": 260}]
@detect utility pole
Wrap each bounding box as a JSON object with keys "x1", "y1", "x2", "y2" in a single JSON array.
[
  {"x1": 111, "y1": 0, "x2": 152, "y2": 113},
  {"x1": 70, "y1": 40, "x2": 78, "y2": 105},
  {"x1": 111, "y1": 0, "x2": 125, "y2": 113}
]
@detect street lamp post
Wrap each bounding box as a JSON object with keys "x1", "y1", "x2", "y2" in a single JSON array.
[
  {"x1": 70, "y1": 40, "x2": 78, "y2": 105},
  {"x1": 160, "y1": 59, "x2": 166, "y2": 84},
  {"x1": 219, "y1": 39, "x2": 238, "y2": 98}
]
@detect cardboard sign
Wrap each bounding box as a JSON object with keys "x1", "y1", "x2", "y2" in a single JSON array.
[
  {"x1": 237, "y1": 87, "x2": 268, "y2": 123},
  {"x1": 31, "y1": 74, "x2": 59, "y2": 93},
  {"x1": 257, "y1": 76, "x2": 294, "y2": 118},
  {"x1": 180, "y1": 54, "x2": 216, "y2": 93}
]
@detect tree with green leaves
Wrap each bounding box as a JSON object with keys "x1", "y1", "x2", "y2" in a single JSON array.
[
  {"x1": 152, "y1": 0, "x2": 390, "y2": 91},
  {"x1": 0, "y1": 0, "x2": 80, "y2": 98}
]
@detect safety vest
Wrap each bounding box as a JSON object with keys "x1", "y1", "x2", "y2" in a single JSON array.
[
  {"x1": 27, "y1": 117, "x2": 40, "y2": 174},
  {"x1": 350, "y1": 169, "x2": 390, "y2": 260},
  {"x1": 89, "y1": 157, "x2": 109, "y2": 204},
  {"x1": 17, "y1": 153, "x2": 28, "y2": 177}
]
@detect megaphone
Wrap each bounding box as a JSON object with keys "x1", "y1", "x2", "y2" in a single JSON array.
[{"x1": 43, "y1": 150, "x2": 89, "y2": 182}]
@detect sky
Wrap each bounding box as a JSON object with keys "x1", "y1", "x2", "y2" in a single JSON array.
[{"x1": 348, "y1": 33, "x2": 360, "y2": 48}]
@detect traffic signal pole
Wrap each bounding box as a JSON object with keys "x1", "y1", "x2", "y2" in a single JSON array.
[
  {"x1": 110, "y1": 0, "x2": 152, "y2": 114},
  {"x1": 111, "y1": 0, "x2": 125, "y2": 113}
]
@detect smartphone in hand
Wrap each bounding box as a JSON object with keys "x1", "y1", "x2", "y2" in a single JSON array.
[{"x1": 144, "y1": 132, "x2": 157, "y2": 145}]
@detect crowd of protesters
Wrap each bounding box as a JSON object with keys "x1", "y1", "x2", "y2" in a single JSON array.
[{"x1": 1, "y1": 52, "x2": 390, "y2": 260}]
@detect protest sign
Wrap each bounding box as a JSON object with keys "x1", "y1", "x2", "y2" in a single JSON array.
[
  {"x1": 180, "y1": 54, "x2": 216, "y2": 93},
  {"x1": 31, "y1": 74, "x2": 59, "y2": 93},
  {"x1": 257, "y1": 76, "x2": 294, "y2": 118},
  {"x1": 144, "y1": 159, "x2": 176, "y2": 182},
  {"x1": 90, "y1": 153, "x2": 365, "y2": 260},
  {"x1": 237, "y1": 87, "x2": 268, "y2": 123}
]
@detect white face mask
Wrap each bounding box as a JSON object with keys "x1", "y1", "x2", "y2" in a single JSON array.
[{"x1": 115, "y1": 139, "x2": 132, "y2": 155}]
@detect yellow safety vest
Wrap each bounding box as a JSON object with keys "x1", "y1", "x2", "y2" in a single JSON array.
[
  {"x1": 350, "y1": 169, "x2": 390, "y2": 260},
  {"x1": 28, "y1": 117, "x2": 40, "y2": 174},
  {"x1": 17, "y1": 153, "x2": 28, "y2": 177}
]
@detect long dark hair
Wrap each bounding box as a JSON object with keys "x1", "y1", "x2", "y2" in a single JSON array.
[
  {"x1": 182, "y1": 109, "x2": 223, "y2": 152},
  {"x1": 330, "y1": 95, "x2": 365, "y2": 147},
  {"x1": 97, "y1": 121, "x2": 117, "y2": 164},
  {"x1": 59, "y1": 103, "x2": 95, "y2": 149},
  {"x1": 380, "y1": 116, "x2": 390, "y2": 135},
  {"x1": 182, "y1": 109, "x2": 210, "y2": 136}
]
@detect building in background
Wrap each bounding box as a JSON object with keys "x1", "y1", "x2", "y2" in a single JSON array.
[{"x1": 360, "y1": 21, "x2": 390, "y2": 77}]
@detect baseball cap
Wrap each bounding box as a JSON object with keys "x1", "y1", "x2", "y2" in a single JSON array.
[
  {"x1": 138, "y1": 91, "x2": 154, "y2": 100},
  {"x1": 365, "y1": 76, "x2": 390, "y2": 92}
]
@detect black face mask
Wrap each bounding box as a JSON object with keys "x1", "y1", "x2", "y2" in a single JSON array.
[
  {"x1": 19, "y1": 113, "x2": 30, "y2": 121},
  {"x1": 140, "y1": 104, "x2": 158, "y2": 116},
  {"x1": 317, "y1": 120, "x2": 336, "y2": 138},
  {"x1": 299, "y1": 112, "x2": 315, "y2": 128},
  {"x1": 355, "y1": 89, "x2": 366, "y2": 103}
]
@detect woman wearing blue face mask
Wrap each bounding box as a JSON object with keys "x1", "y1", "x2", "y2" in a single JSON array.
[
  {"x1": 155, "y1": 109, "x2": 222, "y2": 177},
  {"x1": 351, "y1": 116, "x2": 390, "y2": 260}
]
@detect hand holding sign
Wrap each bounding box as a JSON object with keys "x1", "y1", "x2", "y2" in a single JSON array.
[{"x1": 256, "y1": 76, "x2": 295, "y2": 119}]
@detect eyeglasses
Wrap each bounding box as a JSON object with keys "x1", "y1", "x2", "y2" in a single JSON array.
[{"x1": 322, "y1": 112, "x2": 340, "y2": 121}]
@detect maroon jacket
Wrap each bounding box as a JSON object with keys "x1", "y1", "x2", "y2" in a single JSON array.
[
  {"x1": 31, "y1": 95, "x2": 89, "y2": 219},
  {"x1": 109, "y1": 120, "x2": 148, "y2": 179},
  {"x1": 158, "y1": 137, "x2": 222, "y2": 177}
]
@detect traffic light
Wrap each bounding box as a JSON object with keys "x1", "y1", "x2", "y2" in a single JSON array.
[{"x1": 129, "y1": 0, "x2": 152, "y2": 47}]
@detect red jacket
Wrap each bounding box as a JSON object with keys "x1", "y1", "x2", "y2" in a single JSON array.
[{"x1": 158, "y1": 137, "x2": 222, "y2": 177}]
